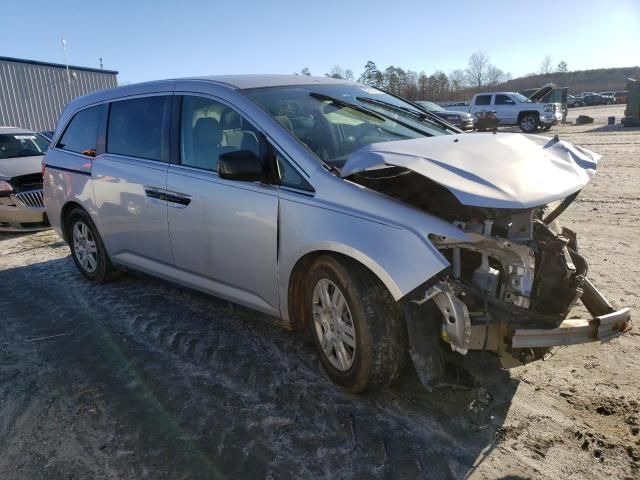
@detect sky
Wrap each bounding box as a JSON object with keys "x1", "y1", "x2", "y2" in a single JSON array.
[{"x1": 2, "y1": 0, "x2": 639, "y2": 83}]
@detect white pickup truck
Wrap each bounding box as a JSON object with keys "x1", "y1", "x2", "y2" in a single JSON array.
[{"x1": 446, "y1": 92, "x2": 562, "y2": 133}]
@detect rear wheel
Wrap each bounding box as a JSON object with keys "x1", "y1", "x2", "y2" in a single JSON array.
[
  {"x1": 67, "y1": 208, "x2": 113, "y2": 282},
  {"x1": 519, "y1": 113, "x2": 539, "y2": 133},
  {"x1": 304, "y1": 255, "x2": 407, "y2": 393}
]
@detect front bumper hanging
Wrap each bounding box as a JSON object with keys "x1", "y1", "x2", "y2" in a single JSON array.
[
  {"x1": 511, "y1": 278, "x2": 631, "y2": 348},
  {"x1": 404, "y1": 276, "x2": 631, "y2": 390}
]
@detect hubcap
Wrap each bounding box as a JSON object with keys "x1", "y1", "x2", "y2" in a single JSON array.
[
  {"x1": 72, "y1": 221, "x2": 98, "y2": 273},
  {"x1": 312, "y1": 279, "x2": 356, "y2": 371}
]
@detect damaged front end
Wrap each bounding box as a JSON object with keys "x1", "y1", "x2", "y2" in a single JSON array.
[
  {"x1": 343, "y1": 133, "x2": 631, "y2": 388},
  {"x1": 424, "y1": 208, "x2": 630, "y2": 368}
]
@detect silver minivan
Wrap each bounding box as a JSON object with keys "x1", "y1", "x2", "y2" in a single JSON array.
[{"x1": 43, "y1": 75, "x2": 631, "y2": 392}]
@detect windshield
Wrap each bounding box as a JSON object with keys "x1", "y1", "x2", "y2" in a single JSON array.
[
  {"x1": 417, "y1": 101, "x2": 445, "y2": 112},
  {"x1": 243, "y1": 84, "x2": 453, "y2": 169},
  {"x1": 512, "y1": 93, "x2": 531, "y2": 103},
  {"x1": 0, "y1": 133, "x2": 50, "y2": 159}
]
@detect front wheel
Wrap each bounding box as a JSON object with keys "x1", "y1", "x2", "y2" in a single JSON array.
[
  {"x1": 519, "y1": 114, "x2": 539, "y2": 133},
  {"x1": 305, "y1": 256, "x2": 407, "y2": 393},
  {"x1": 67, "y1": 208, "x2": 113, "y2": 282}
]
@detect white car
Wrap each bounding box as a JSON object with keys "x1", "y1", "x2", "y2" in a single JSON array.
[{"x1": 0, "y1": 127, "x2": 50, "y2": 231}]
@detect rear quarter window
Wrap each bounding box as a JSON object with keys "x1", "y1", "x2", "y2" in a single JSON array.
[{"x1": 57, "y1": 105, "x2": 106, "y2": 157}]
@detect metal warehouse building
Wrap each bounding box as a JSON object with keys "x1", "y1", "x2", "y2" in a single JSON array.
[{"x1": 0, "y1": 56, "x2": 118, "y2": 132}]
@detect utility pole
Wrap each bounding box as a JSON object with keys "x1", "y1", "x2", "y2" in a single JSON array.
[{"x1": 61, "y1": 36, "x2": 71, "y2": 84}]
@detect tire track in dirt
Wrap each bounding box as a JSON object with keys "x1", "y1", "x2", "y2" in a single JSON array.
[{"x1": 2, "y1": 251, "x2": 510, "y2": 479}]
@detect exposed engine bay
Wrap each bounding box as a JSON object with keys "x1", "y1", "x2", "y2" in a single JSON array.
[{"x1": 349, "y1": 164, "x2": 631, "y2": 379}]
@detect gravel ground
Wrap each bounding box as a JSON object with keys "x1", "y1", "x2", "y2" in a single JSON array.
[{"x1": 0, "y1": 104, "x2": 638, "y2": 479}]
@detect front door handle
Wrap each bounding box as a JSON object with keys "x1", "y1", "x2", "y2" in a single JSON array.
[
  {"x1": 144, "y1": 187, "x2": 191, "y2": 207},
  {"x1": 165, "y1": 192, "x2": 191, "y2": 206}
]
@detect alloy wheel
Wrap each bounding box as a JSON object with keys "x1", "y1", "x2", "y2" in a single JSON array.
[
  {"x1": 312, "y1": 278, "x2": 356, "y2": 371},
  {"x1": 72, "y1": 221, "x2": 98, "y2": 273},
  {"x1": 521, "y1": 116, "x2": 536, "y2": 132}
]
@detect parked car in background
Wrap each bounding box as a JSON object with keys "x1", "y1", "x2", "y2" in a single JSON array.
[
  {"x1": 40, "y1": 130, "x2": 55, "y2": 140},
  {"x1": 614, "y1": 91, "x2": 628, "y2": 104},
  {"x1": 582, "y1": 94, "x2": 610, "y2": 106},
  {"x1": 42, "y1": 75, "x2": 630, "y2": 392},
  {"x1": 599, "y1": 94, "x2": 615, "y2": 104},
  {"x1": 578, "y1": 92, "x2": 597, "y2": 98},
  {"x1": 0, "y1": 127, "x2": 50, "y2": 231},
  {"x1": 414, "y1": 101, "x2": 474, "y2": 130},
  {"x1": 567, "y1": 95, "x2": 585, "y2": 107},
  {"x1": 446, "y1": 92, "x2": 562, "y2": 132}
]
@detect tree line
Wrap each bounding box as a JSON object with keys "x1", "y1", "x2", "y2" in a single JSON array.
[{"x1": 296, "y1": 51, "x2": 570, "y2": 101}]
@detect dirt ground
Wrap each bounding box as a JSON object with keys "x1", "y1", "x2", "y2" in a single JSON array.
[{"x1": 0, "y1": 104, "x2": 638, "y2": 479}]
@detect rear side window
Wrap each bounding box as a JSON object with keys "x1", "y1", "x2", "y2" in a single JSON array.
[
  {"x1": 494, "y1": 94, "x2": 515, "y2": 105},
  {"x1": 107, "y1": 96, "x2": 171, "y2": 162},
  {"x1": 475, "y1": 95, "x2": 492, "y2": 106},
  {"x1": 58, "y1": 105, "x2": 104, "y2": 157}
]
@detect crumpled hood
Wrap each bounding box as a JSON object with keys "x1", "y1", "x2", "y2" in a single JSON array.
[
  {"x1": 341, "y1": 133, "x2": 600, "y2": 209},
  {"x1": 0, "y1": 155, "x2": 44, "y2": 180}
]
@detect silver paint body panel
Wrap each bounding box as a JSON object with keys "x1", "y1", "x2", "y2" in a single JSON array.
[
  {"x1": 167, "y1": 164, "x2": 280, "y2": 315},
  {"x1": 92, "y1": 154, "x2": 176, "y2": 280},
  {"x1": 341, "y1": 133, "x2": 600, "y2": 209}
]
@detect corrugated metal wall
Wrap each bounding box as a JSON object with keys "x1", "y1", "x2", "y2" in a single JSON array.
[{"x1": 0, "y1": 59, "x2": 118, "y2": 132}]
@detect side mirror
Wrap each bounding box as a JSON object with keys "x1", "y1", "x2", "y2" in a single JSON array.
[{"x1": 217, "y1": 150, "x2": 265, "y2": 182}]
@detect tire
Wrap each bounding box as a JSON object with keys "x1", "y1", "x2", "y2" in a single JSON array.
[
  {"x1": 573, "y1": 102, "x2": 580, "y2": 108},
  {"x1": 304, "y1": 255, "x2": 407, "y2": 393},
  {"x1": 519, "y1": 113, "x2": 539, "y2": 133},
  {"x1": 67, "y1": 208, "x2": 113, "y2": 282}
]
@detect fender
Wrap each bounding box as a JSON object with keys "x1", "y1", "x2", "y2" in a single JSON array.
[{"x1": 277, "y1": 196, "x2": 467, "y2": 322}]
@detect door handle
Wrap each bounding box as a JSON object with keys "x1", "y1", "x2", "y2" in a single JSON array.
[
  {"x1": 144, "y1": 188, "x2": 166, "y2": 201},
  {"x1": 165, "y1": 192, "x2": 191, "y2": 206},
  {"x1": 144, "y1": 188, "x2": 191, "y2": 207}
]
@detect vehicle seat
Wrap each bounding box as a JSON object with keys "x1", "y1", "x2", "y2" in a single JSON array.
[
  {"x1": 192, "y1": 117, "x2": 230, "y2": 171},
  {"x1": 220, "y1": 109, "x2": 259, "y2": 156},
  {"x1": 274, "y1": 115, "x2": 294, "y2": 133}
]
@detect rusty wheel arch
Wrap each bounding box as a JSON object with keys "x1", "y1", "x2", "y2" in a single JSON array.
[{"x1": 287, "y1": 251, "x2": 386, "y2": 336}]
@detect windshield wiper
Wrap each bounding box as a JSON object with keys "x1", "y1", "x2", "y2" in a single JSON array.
[
  {"x1": 322, "y1": 161, "x2": 341, "y2": 175},
  {"x1": 356, "y1": 96, "x2": 427, "y2": 119},
  {"x1": 356, "y1": 96, "x2": 458, "y2": 132},
  {"x1": 310, "y1": 92, "x2": 434, "y2": 137},
  {"x1": 309, "y1": 92, "x2": 386, "y2": 121}
]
